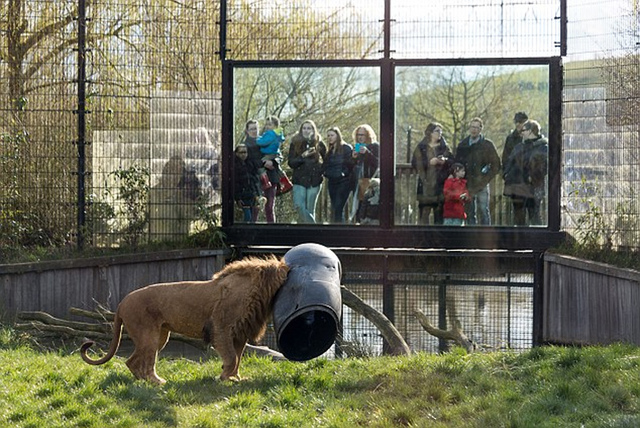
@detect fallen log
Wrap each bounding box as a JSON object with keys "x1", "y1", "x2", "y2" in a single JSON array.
[
  {"x1": 18, "y1": 311, "x2": 110, "y2": 333},
  {"x1": 68, "y1": 307, "x2": 113, "y2": 321},
  {"x1": 414, "y1": 309, "x2": 475, "y2": 353},
  {"x1": 17, "y1": 309, "x2": 286, "y2": 360}
]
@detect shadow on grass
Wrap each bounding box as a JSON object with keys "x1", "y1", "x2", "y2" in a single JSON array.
[
  {"x1": 100, "y1": 373, "x2": 178, "y2": 426},
  {"x1": 166, "y1": 374, "x2": 285, "y2": 405}
]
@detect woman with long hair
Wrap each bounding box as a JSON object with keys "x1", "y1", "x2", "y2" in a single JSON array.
[
  {"x1": 323, "y1": 127, "x2": 354, "y2": 223},
  {"x1": 411, "y1": 122, "x2": 453, "y2": 225},
  {"x1": 351, "y1": 124, "x2": 380, "y2": 223},
  {"x1": 287, "y1": 120, "x2": 327, "y2": 223}
]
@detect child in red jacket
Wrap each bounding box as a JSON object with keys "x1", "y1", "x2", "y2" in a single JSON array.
[{"x1": 443, "y1": 163, "x2": 469, "y2": 226}]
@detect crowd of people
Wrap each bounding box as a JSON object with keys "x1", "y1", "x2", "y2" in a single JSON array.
[
  {"x1": 234, "y1": 119, "x2": 380, "y2": 224},
  {"x1": 234, "y1": 113, "x2": 548, "y2": 226}
]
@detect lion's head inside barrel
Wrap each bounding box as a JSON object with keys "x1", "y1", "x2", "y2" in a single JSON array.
[{"x1": 272, "y1": 243, "x2": 342, "y2": 361}]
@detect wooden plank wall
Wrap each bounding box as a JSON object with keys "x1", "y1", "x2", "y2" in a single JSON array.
[
  {"x1": 543, "y1": 253, "x2": 640, "y2": 346},
  {"x1": 0, "y1": 249, "x2": 230, "y2": 322}
]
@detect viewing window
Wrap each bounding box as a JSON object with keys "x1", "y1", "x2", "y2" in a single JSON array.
[{"x1": 231, "y1": 63, "x2": 551, "y2": 228}]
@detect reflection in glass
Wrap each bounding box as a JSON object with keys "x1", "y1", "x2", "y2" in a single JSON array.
[
  {"x1": 394, "y1": 65, "x2": 550, "y2": 227},
  {"x1": 233, "y1": 67, "x2": 380, "y2": 224}
]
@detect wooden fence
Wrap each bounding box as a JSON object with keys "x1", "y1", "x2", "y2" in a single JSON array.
[
  {"x1": 0, "y1": 249, "x2": 229, "y2": 322},
  {"x1": 543, "y1": 253, "x2": 640, "y2": 346}
]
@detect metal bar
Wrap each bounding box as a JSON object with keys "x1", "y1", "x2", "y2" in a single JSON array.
[
  {"x1": 438, "y1": 276, "x2": 449, "y2": 352},
  {"x1": 76, "y1": 0, "x2": 87, "y2": 249},
  {"x1": 560, "y1": 0, "x2": 567, "y2": 56},
  {"x1": 548, "y1": 57, "x2": 563, "y2": 232},
  {"x1": 532, "y1": 251, "x2": 544, "y2": 346},
  {"x1": 381, "y1": 255, "x2": 394, "y2": 354}
]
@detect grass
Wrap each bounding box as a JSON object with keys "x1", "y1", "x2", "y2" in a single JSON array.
[{"x1": 1, "y1": 328, "x2": 640, "y2": 427}]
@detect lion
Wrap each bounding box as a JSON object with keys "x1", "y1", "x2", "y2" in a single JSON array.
[{"x1": 80, "y1": 255, "x2": 289, "y2": 384}]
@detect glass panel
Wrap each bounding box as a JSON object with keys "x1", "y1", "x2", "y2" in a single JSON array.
[
  {"x1": 395, "y1": 65, "x2": 550, "y2": 227},
  {"x1": 233, "y1": 66, "x2": 380, "y2": 224}
]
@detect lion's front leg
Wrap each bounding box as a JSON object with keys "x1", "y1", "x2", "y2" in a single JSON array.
[
  {"x1": 214, "y1": 335, "x2": 245, "y2": 381},
  {"x1": 230, "y1": 338, "x2": 247, "y2": 379}
]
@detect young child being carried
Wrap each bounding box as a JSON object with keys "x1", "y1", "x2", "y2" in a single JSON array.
[
  {"x1": 256, "y1": 115, "x2": 286, "y2": 189},
  {"x1": 443, "y1": 163, "x2": 469, "y2": 226}
]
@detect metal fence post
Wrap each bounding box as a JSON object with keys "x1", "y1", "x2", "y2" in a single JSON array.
[
  {"x1": 532, "y1": 251, "x2": 544, "y2": 346},
  {"x1": 75, "y1": 0, "x2": 88, "y2": 249},
  {"x1": 438, "y1": 276, "x2": 449, "y2": 352},
  {"x1": 382, "y1": 255, "x2": 395, "y2": 354}
]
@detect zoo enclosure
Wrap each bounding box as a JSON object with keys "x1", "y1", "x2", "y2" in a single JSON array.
[
  {"x1": 0, "y1": 248, "x2": 538, "y2": 354},
  {"x1": 0, "y1": 1, "x2": 638, "y2": 253}
]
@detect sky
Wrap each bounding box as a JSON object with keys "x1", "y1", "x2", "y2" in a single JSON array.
[{"x1": 311, "y1": 0, "x2": 636, "y2": 60}]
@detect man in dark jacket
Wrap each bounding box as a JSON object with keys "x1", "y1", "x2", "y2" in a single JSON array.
[
  {"x1": 502, "y1": 120, "x2": 548, "y2": 226},
  {"x1": 502, "y1": 112, "x2": 529, "y2": 225},
  {"x1": 455, "y1": 117, "x2": 501, "y2": 225}
]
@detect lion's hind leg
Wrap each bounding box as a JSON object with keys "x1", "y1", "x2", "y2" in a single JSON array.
[{"x1": 125, "y1": 327, "x2": 169, "y2": 385}]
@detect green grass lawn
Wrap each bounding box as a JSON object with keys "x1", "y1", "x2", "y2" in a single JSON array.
[{"x1": 1, "y1": 327, "x2": 639, "y2": 427}]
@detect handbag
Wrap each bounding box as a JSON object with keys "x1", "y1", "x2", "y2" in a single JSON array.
[
  {"x1": 357, "y1": 177, "x2": 370, "y2": 201},
  {"x1": 276, "y1": 173, "x2": 293, "y2": 196},
  {"x1": 259, "y1": 172, "x2": 272, "y2": 191},
  {"x1": 357, "y1": 168, "x2": 378, "y2": 201}
]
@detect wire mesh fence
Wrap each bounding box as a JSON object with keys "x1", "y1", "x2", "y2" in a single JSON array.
[
  {"x1": 0, "y1": 0, "x2": 638, "y2": 253},
  {"x1": 339, "y1": 271, "x2": 533, "y2": 356},
  {"x1": 257, "y1": 264, "x2": 534, "y2": 357},
  {"x1": 562, "y1": 1, "x2": 640, "y2": 251}
]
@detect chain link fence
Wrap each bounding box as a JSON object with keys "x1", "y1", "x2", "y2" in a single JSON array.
[
  {"x1": 563, "y1": 1, "x2": 640, "y2": 250},
  {"x1": 1, "y1": 1, "x2": 637, "y2": 252}
]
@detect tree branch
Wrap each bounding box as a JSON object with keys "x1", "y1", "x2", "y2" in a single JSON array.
[{"x1": 414, "y1": 309, "x2": 475, "y2": 353}]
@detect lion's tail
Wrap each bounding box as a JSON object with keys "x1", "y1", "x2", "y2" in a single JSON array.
[{"x1": 80, "y1": 311, "x2": 124, "y2": 365}]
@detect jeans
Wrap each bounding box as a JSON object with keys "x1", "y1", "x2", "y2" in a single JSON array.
[
  {"x1": 242, "y1": 207, "x2": 253, "y2": 222},
  {"x1": 293, "y1": 184, "x2": 321, "y2": 223},
  {"x1": 443, "y1": 218, "x2": 465, "y2": 226},
  {"x1": 328, "y1": 178, "x2": 351, "y2": 223},
  {"x1": 465, "y1": 185, "x2": 491, "y2": 225}
]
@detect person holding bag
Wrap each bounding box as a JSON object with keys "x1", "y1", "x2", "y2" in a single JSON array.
[{"x1": 351, "y1": 124, "x2": 380, "y2": 223}]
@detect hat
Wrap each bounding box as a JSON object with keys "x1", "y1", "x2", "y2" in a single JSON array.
[{"x1": 513, "y1": 112, "x2": 528, "y2": 123}]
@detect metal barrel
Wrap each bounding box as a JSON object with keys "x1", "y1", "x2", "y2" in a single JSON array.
[{"x1": 272, "y1": 243, "x2": 342, "y2": 361}]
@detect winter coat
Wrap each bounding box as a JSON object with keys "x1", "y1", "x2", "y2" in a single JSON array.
[
  {"x1": 502, "y1": 129, "x2": 524, "y2": 169},
  {"x1": 323, "y1": 143, "x2": 354, "y2": 184},
  {"x1": 354, "y1": 142, "x2": 380, "y2": 179},
  {"x1": 411, "y1": 137, "x2": 453, "y2": 205},
  {"x1": 287, "y1": 133, "x2": 327, "y2": 188},
  {"x1": 234, "y1": 156, "x2": 260, "y2": 203},
  {"x1": 243, "y1": 135, "x2": 281, "y2": 185},
  {"x1": 257, "y1": 128, "x2": 285, "y2": 155},
  {"x1": 503, "y1": 135, "x2": 548, "y2": 199},
  {"x1": 443, "y1": 177, "x2": 468, "y2": 219},
  {"x1": 455, "y1": 135, "x2": 501, "y2": 194}
]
